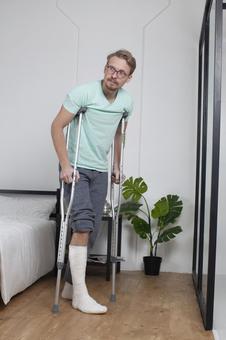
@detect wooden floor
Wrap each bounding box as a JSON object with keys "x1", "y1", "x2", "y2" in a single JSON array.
[{"x1": 0, "y1": 271, "x2": 214, "y2": 340}]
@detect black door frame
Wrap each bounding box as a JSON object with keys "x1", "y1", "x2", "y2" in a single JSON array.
[{"x1": 192, "y1": 0, "x2": 224, "y2": 330}]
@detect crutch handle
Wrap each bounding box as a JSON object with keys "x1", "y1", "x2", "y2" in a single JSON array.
[
  {"x1": 122, "y1": 109, "x2": 128, "y2": 119},
  {"x1": 75, "y1": 106, "x2": 87, "y2": 116},
  {"x1": 111, "y1": 173, "x2": 126, "y2": 184}
]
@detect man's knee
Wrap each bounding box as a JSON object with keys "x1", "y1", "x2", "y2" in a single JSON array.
[{"x1": 70, "y1": 231, "x2": 89, "y2": 246}]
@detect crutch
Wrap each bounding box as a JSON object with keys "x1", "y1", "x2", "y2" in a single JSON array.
[
  {"x1": 110, "y1": 110, "x2": 128, "y2": 302},
  {"x1": 52, "y1": 106, "x2": 87, "y2": 314}
]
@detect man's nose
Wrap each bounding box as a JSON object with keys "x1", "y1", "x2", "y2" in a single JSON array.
[{"x1": 111, "y1": 71, "x2": 118, "y2": 78}]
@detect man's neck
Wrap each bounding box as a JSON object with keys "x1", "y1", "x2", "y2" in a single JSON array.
[{"x1": 101, "y1": 80, "x2": 118, "y2": 103}]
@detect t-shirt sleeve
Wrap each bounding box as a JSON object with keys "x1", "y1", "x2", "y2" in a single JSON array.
[
  {"x1": 124, "y1": 97, "x2": 134, "y2": 122},
  {"x1": 63, "y1": 85, "x2": 85, "y2": 114}
]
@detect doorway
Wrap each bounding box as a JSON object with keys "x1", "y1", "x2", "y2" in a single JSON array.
[{"x1": 193, "y1": 0, "x2": 225, "y2": 331}]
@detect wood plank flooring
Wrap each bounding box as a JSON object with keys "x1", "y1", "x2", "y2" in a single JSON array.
[{"x1": 0, "y1": 271, "x2": 214, "y2": 340}]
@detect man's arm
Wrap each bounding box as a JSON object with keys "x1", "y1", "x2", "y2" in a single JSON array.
[
  {"x1": 112, "y1": 121, "x2": 128, "y2": 184},
  {"x1": 51, "y1": 105, "x2": 77, "y2": 183}
]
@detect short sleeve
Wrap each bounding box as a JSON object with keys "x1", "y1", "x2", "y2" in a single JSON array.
[{"x1": 63, "y1": 85, "x2": 85, "y2": 114}]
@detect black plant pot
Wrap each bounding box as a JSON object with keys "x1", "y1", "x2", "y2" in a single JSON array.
[{"x1": 143, "y1": 256, "x2": 162, "y2": 275}]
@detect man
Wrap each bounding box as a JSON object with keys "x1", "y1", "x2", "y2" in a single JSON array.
[{"x1": 51, "y1": 49, "x2": 136, "y2": 314}]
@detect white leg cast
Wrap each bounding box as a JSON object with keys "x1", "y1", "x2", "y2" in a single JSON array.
[
  {"x1": 69, "y1": 245, "x2": 107, "y2": 314},
  {"x1": 61, "y1": 282, "x2": 73, "y2": 300}
]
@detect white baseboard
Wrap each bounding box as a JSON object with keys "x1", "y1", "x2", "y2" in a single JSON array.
[{"x1": 213, "y1": 330, "x2": 220, "y2": 340}]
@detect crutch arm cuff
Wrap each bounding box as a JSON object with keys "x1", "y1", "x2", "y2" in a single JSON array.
[
  {"x1": 122, "y1": 110, "x2": 129, "y2": 119},
  {"x1": 75, "y1": 107, "x2": 87, "y2": 116}
]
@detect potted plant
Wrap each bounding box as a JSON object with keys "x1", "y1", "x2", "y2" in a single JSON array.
[{"x1": 120, "y1": 176, "x2": 183, "y2": 275}]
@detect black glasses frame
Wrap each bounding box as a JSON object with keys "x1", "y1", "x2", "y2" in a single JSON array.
[{"x1": 106, "y1": 64, "x2": 129, "y2": 79}]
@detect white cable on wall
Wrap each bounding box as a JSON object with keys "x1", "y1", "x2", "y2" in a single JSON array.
[{"x1": 56, "y1": 0, "x2": 80, "y2": 85}]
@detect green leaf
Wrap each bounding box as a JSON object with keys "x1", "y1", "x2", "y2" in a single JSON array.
[
  {"x1": 151, "y1": 197, "x2": 169, "y2": 219},
  {"x1": 157, "y1": 226, "x2": 182, "y2": 243},
  {"x1": 120, "y1": 202, "x2": 143, "y2": 222},
  {"x1": 152, "y1": 194, "x2": 183, "y2": 227},
  {"x1": 120, "y1": 201, "x2": 142, "y2": 214},
  {"x1": 130, "y1": 216, "x2": 150, "y2": 239},
  {"x1": 122, "y1": 177, "x2": 148, "y2": 202},
  {"x1": 126, "y1": 213, "x2": 139, "y2": 221}
]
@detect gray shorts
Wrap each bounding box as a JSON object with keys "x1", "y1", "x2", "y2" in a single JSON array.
[{"x1": 64, "y1": 167, "x2": 108, "y2": 247}]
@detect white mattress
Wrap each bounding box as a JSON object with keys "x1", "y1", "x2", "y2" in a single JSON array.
[{"x1": 0, "y1": 195, "x2": 56, "y2": 304}]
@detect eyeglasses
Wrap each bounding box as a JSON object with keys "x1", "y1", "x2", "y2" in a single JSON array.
[{"x1": 106, "y1": 64, "x2": 129, "y2": 79}]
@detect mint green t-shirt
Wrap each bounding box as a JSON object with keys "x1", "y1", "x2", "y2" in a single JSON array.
[{"x1": 63, "y1": 80, "x2": 133, "y2": 171}]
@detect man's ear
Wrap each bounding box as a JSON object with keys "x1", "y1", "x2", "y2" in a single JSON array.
[{"x1": 126, "y1": 75, "x2": 132, "y2": 83}]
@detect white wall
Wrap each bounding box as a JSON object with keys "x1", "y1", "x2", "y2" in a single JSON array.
[{"x1": 0, "y1": 0, "x2": 206, "y2": 272}]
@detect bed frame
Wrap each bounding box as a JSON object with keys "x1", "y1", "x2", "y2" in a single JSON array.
[
  {"x1": 0, "y1": 189, "x2": 60, "y2": 214},
  {"x1": 0, "y1": 189, "x2": 57, "y2": 195}
]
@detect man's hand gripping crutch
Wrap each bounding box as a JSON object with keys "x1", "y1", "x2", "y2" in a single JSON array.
[
  {"x1": 52, "y1": 107, "x2": 87, "y2": 314},
  {"x1": 110, "y1": 110, "x2": 128, "y2": 302}
]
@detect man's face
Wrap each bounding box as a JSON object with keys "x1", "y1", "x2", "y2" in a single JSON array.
[{"x1": 103, "y1": 56, "x2": 132, "y2": 92}]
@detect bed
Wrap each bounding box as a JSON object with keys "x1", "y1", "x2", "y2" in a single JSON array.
[{"x1": 0, "y1": 189, "x2": 58, "y2": 304}]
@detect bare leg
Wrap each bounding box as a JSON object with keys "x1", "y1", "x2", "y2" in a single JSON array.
[{"x1": 70, "y1": 232, "x2": 89, "y2": 246}]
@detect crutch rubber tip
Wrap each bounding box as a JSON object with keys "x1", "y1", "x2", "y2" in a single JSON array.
[
  {"x1": 110, "y1": 294, "x2": 116, "y2": 302},
  {"x1": 52, "y1": 304, "x2": 59, "y2": 314}
]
